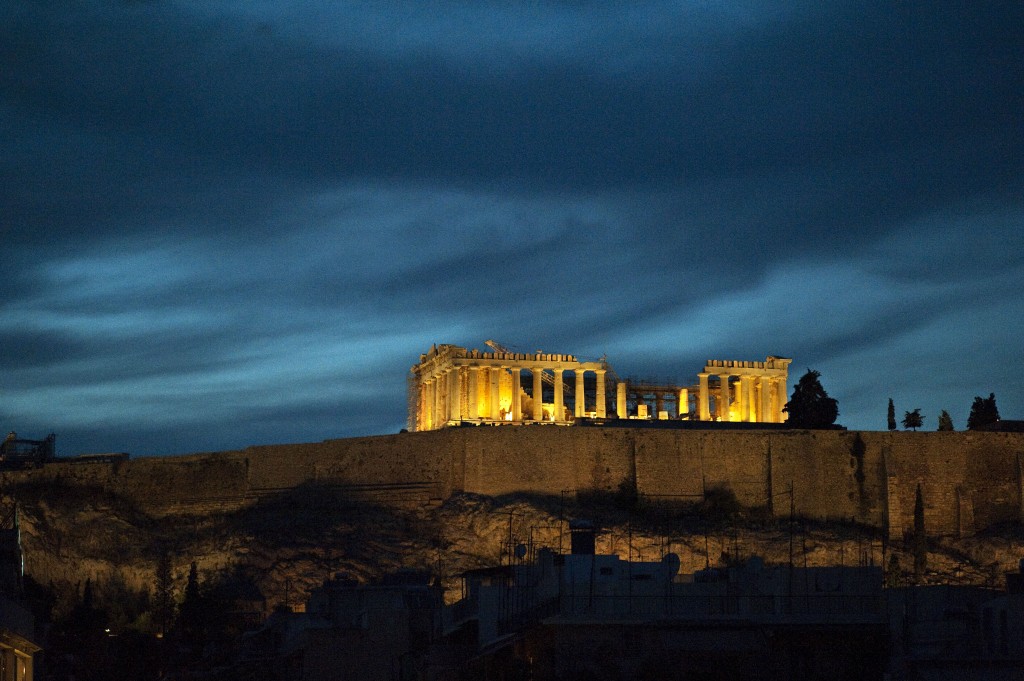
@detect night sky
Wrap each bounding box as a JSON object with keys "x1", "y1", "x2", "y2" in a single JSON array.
[{"x1": 3, "y1": 2, "x2": 1022, "y2": 456}]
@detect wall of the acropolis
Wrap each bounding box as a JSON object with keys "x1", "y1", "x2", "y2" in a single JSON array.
[{"x1": 3, "y1": 427, "x2": 1023, "y2": 538}]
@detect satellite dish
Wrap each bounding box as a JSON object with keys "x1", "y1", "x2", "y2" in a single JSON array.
[
  {"x1": 661, "y1": 552, "x2": 681, "y2": 577},
  {"x1": 514, "y1": 543, "x2": 527, "y2": 559}
]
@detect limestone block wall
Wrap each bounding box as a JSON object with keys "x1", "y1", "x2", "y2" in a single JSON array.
[
  {"x1": 452, "y1": 427, "x2": 1024, "y2": 538},
  {"x1": 882, "y1": 431, "x2": 1024, "y2": 538},
  {"x1": 768, "y1": 431, "x2": 888, "y2": 526},
  {"x1": 242, "y1": 431, "x2": 457, "y2": 496},
  {"x1": 632, "y1": 430, "x2": 705, "y2": 502},
  {"x1": 458, "y1": 427, "x2": 634, "y2": 497},
  {"x1": 0, "y1": 453, "x2": 251, "y2": 515},
  {"x1": 696, "y1": 432, "x2": 772, "y2": 508},
  {"x1": 2, "y1": 427, "x2": 1023, "y2": 537}
]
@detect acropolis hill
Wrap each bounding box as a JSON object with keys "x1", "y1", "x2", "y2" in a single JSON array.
[
  {"x1": 4, "y1": 422, "x2": 1024, "y2": 540},
  {"x1": 2, "y1": 343, "x2": 1023, "y2": 607}
]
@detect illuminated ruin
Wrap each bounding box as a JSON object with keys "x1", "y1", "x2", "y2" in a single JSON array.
[{"x1": 408, "y1": 342, "x2": 791, "y2": 431}]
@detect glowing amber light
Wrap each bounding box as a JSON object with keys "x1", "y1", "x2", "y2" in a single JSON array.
[{"x1": 409, "y1": 344, "x2": 790, "y2": 430}]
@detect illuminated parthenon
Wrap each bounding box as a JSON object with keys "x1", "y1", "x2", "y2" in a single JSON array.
[{"x1": 408, "y1": 343, "x2": 792, "y2": 431}]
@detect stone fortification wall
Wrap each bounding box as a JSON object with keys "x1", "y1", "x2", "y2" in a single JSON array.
[
  {"x1": 2, "y1": 428, "x2": 1023, "y2": 536},
  {"x1": 458, "y1": 427, "x2": 634, "y2": 497},
  {"x1": 417, "y1": 427, "x2": 1023, "y2": 538},
  {"x1": 768, "y1": 431, "x2": 889, "y2": 526},
  {"x1": 0, "y1": 453, "x2": 251, "y2": 515},
  {"x1": 242, "y1": 431, "x2": 459, "y2": 499},
  {"x1": 0, "y1": 432, "x2": 459, "y2": 516},
  {"x1": 880, "y1": 431, "x2": 1024, "y2": 538}
]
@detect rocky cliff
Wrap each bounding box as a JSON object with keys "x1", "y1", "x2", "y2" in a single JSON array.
[{"x1": 2, "y1": 426, "x2": 1023, "y2": 614}]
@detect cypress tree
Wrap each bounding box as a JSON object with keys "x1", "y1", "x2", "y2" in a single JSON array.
[
  {"x1": 783, "y1": 370, "x2": 839, "y2": 428},
  {"x1": 154, "y1": 552, "x2": 175, "y2": 637},
  {"x1": 967, "y1": 393, "x2": 1000, "y2": 430},
  {"x1": 902, "y1": 409, "x2": 923, "y2": 431}
]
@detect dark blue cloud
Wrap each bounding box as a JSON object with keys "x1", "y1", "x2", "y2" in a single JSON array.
[{"x1": 1, "y1": 1, "x2": 1021, "y2": 453}]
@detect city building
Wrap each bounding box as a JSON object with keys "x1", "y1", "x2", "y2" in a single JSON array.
[
  {"x1": 0, "y1": 508, "x2": 40, "y2": 681},
  {"x1": 239, "y1": 571, "x2": 443, "y2": 681},
  {"x1": 440, "y1": 522, "x2": 887, "y2": 680}
]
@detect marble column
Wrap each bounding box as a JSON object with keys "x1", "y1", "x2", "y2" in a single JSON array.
[
  {"x1": 739, "y1": 375, "x2": 753, "y2": 422},
  {"x1": 467, "y1": 366, "x2": 479, "y2": 419},
  {"x1": 574, "y1": 370, "x2": 586, "y2": 417},
  {"x1": 678, "y1": 388, "x2": 689, "y2": 419},
  {"x1": 436, "y1": 372, "x2": 444, "y2": 426},
  {"x1": 753, "y1": 376, "x2": 761, "y2": 419},
  {"x1": 738, "y1": 376, "x2": 748, "y2": 421},
  {"x1": 596, "y1": 370, "x2": 607, "y2": 418},
  {"x1": 423, "y1": 379, "x2": 433, "y2": 430},
  {"x1": 698, "y1": 373, "x2": 710, "y2": 421},
  {"x1": 758, "y1": 378, "x2": 769, "y2": 422},
  {"x1": 449, "y1": 368, "x2": 462, "y2": 422},
  {"x1": 532, "y1": 367, "x2": 544, "y2": 421},
  {"x1": 490, "y1": 368, "x2": 502, "y2": 420},
  {"x1": 616, "y1": 381, "x2": 627, "y2": 418},
  {"x1": 776, "y1": 379, "x2": 788, "y2": 423},
  {"x1": 418, "y1": 381, "x2": 426, "y2": 430},
  {"x1": 554, "y1": 369, "x2": 565, "y2": 422},
  {"x1": 427, "y1": 380, "x2": 435, "y2": 428},
  {"x1": 511, "y1": 369, "x2": 522, "y2": 421},
  {"x1": 718, "y1": 374, "x2": 731, "y2": 421},
  {"x1": 752, "y1": 378, "x2": 760, "y2": 422}
]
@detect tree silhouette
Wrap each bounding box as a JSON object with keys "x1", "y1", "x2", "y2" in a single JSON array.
[
  {"x1": 49, "y1": 578, "x2": 112, "y2": 681},
  {"x1": 887, "y1": 398, "x2": 897, "y2": 431},
  {"x1": 178, "y1": 561, "x2": 207, "y2": 657},
  {"x1": 885, "y1": 554, "x2": 901, "y2": 588},
  {"x1": 902, "y1": 409, "x2": 924, "y2": 431},
  {"x1": 967, "y1": 393, "x2": 1000, "y2": 430},
  {"x1": 154, "y1": 551, "x2": 175, "y2": 637},
  {"x1": 783, "y1": 370, "x2": 839, "y2": 428},
  {"x1": 937, "y1": 410, "x2": 954, "y2": 431}
]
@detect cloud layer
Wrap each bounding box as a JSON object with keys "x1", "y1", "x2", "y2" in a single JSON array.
[{"x1": 2, "y1": 1, "x2": 1022, "y2": 454}]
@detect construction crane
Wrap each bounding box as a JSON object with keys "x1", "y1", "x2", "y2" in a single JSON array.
[
  {"x1": 481, "y1": 340, "x2": 625, "y2": 417},
  {"x1": 484, "y1": 339, "x2": 609, "y2": 400},
  {"x1": 484, "y1": 339, "x2": 566, "y2": 392},
  {"x1": 484, "y1": 339, "x2": 513, "y2": 354}
]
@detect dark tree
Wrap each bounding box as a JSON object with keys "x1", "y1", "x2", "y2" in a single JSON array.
[
  {"x1": 177, "y1": 561, "x2": 211, "y2": 660},
  {"x1": 885, "y1": 553, "x2": 901, "y2": 588},
  {"x1": 887, "y1": 398, "x2": 897, "y2": 431},
  {"x1": 183, "y1": 561, "x2": 201, "y2": 604},
  {"x1": 967, "y1": 393, "x2": 1000, "y2": 430},
  {"x1": 47, "y1": 578, "x2": 111, "y2": 681},
  {"x1": 937, "y1": 410, "x2": 954, "y2": 431},
  {"x1": 82, "y1": 577, "x2": 95, "y2": 610},
  {"x1": 154, "y1": 551, "x2": 175, "y2": 637},
  {"x1": 913, "y1": 484, "x2": 927, "y2": 582},
  {"x1": 902, "y1": 409, "x2": 924, "y2": 431},
  {"x1": 783, "y1": 369, "x2": 839, "y2": 428}
]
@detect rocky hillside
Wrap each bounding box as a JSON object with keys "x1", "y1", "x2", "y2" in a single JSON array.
[{"x1": 4, "y1": 478, "x2": 1024, "y2": 618}]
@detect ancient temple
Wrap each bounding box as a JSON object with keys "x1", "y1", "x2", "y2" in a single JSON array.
[{"x1": 408, "y1": 343, "x2": 791, "y2": 431}]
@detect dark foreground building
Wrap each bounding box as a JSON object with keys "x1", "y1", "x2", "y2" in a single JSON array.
[
  {"x1": 236, "y1": 526, "x2": 1024, "y2": 680},
  {"x1": 241, "y1": 523, "x2": 887, "y2": 680},
  {"x1": 442, "y1": 524, "x2": 887, "y2": 681}
]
